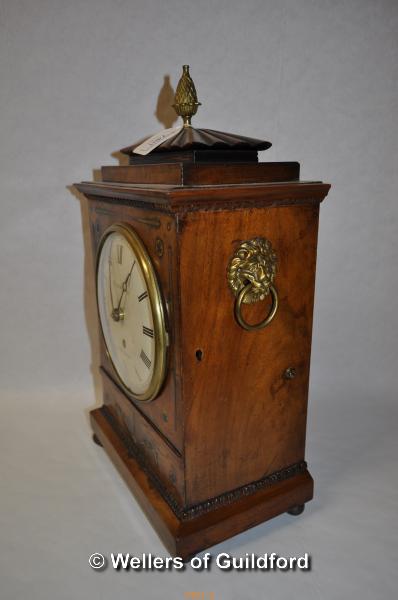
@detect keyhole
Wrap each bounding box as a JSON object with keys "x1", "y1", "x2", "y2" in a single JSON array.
[{"x1": 195, "y1": 349, "x2": 203, "y2": 362}]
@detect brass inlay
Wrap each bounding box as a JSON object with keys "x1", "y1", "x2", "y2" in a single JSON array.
[
  {"x1": 134, "y1": 216, "x2": 161, "y2": 229},
  {"x1": 227, "y1": 237, "x2": 279, "y2": 331},
  {"x1": 155, "y1": 237, "x2": 164, "y2": 258},
  {"x1": 173, "y1": 65, "x2": 201, "y2": 127}
]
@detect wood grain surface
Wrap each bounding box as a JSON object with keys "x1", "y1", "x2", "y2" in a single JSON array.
[{"x1": 179, "y1": 204, "x2": 320, "y2": 504}]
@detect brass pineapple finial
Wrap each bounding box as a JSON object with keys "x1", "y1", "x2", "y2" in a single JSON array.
[{"x1": 173, "y1": 65, "x2": 201, "y2": 127}]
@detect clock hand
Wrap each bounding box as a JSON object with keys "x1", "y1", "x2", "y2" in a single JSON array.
[
  {"x1": 117, "y1": 260, "x2": 135, "y2": 309},
  {"x1": 112, "y1": 260, "x2": 135, "y2": 321},
  {"x1": 108, "y1": 259, "x2": 116, "y2": 310}
]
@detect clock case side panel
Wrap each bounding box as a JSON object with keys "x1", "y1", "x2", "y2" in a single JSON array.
[
  {"x1": 86, "y1": 197, "x2": 185, "y2": 476},
  {"x1": 178, "y1": 202, "x2": 321, "y2": 507}
]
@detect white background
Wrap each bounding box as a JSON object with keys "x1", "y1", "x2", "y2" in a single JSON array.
[{"x1": 0, "y1": 1, "x2": 397, "y2": 599}]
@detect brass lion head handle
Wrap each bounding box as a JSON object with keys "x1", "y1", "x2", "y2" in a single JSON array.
[{"x1": 227, "y1": 237, "x2": 279, "y2": 331}]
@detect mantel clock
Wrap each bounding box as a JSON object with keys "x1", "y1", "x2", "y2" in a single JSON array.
[{"x1": 74, "y1": 65, "x2": 330, "y2": 559}]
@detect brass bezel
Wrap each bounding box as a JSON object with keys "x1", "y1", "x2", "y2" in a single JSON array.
[{"x1": 96, "y1": 223, "x2": 168, "y2": 403}]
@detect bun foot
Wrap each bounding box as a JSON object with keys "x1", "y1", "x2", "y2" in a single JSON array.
[
  {"x1": 92, "y1": 433, "x2": 103, "y2": 447},
  {"x1": 287, "y1": 504, "x2": 305, "y2": 516}
]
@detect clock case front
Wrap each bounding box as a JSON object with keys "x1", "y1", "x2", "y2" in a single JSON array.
[{"x1": 76, "y1": 130, "x2": 330, "y2": 559}]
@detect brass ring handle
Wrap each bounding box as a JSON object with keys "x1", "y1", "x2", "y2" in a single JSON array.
[{"x1": 234, "y1": 283, "x2": 279, "y2": 331}]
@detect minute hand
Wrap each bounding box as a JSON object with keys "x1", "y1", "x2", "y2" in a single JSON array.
[{"x1": 116, "y1": 260, "x2": 135, "y2": 312}]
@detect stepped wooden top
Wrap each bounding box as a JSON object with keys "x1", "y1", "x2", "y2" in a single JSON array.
[{"x1": 75, "y1": 177, "x2": 331, "y2": 214}]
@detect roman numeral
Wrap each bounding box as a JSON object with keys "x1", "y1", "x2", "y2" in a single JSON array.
[
  {"x1": 143, "y1": 326, "x2": 154, "y2": 338},
  {"x1": 138, "y1": 291, "x2": 148, "y2": 302},
  {"x1": 140, "y1": 349, "x2": 151, "y2": 369},
  {"x1": 116, "y1": 244, "x2": 123, "y2": 264}
]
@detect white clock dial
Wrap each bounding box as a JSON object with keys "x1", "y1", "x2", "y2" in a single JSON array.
[{"x1": 96, "y1": 224, "x2": 167, "y2": 401}]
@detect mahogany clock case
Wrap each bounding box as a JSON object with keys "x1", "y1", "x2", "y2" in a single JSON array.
[{"x1": 76, "y1": 156, "x2": 330, "y2": 559}]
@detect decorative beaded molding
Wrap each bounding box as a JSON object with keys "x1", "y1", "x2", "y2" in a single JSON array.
[{"x1": 102, "y1": 406, "x2": 307, "y2": 521}]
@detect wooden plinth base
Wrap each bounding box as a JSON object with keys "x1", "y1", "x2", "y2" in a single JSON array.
[{"x1": 90, "y1": 407, "x2": 314, "y2": 559}]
